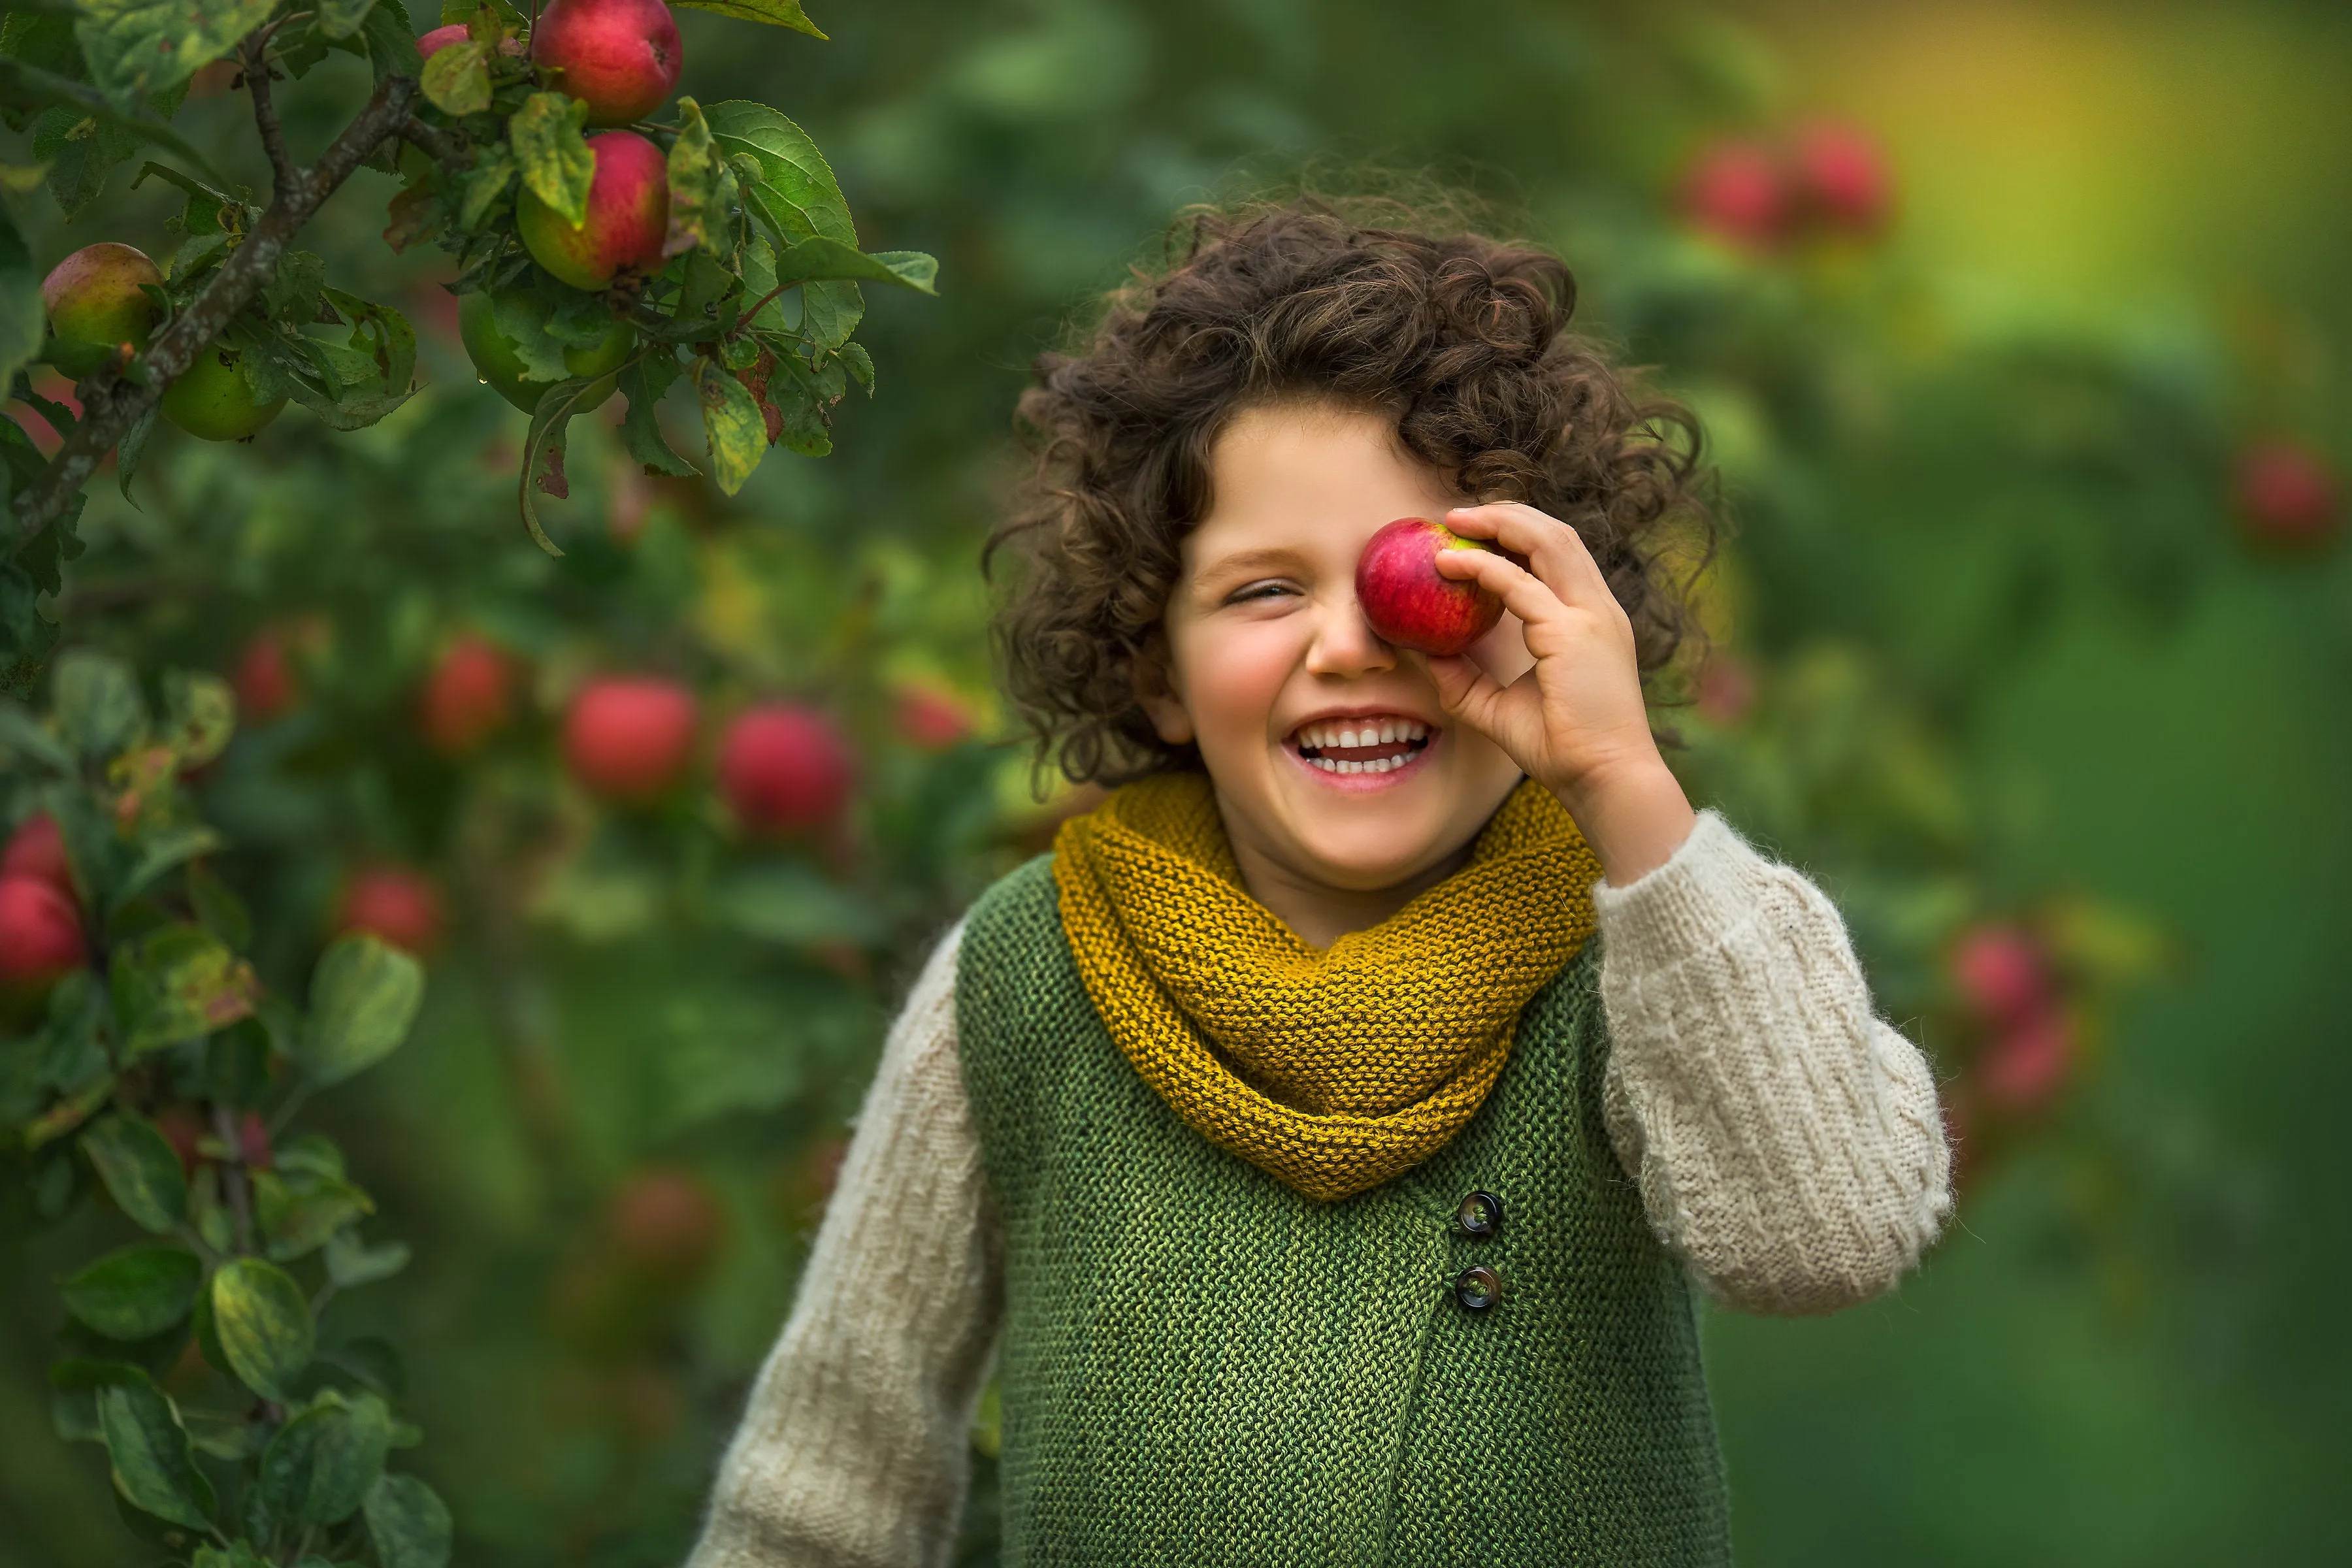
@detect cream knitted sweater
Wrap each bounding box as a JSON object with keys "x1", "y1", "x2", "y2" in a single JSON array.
[{"x1": 683, "y1": 810, "x2": 1953, "y2": 1568}]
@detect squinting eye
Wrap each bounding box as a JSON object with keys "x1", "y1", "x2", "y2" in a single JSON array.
[{"x1": 1226, "y1": 581, "x2": 1296, "y2": 604}]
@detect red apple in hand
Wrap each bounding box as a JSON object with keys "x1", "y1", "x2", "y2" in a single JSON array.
[
  {"x1": 1355, "y1": 516, "x2": 1505, "y2": 656},
  {"x1": 531, "y1": 0, "x2": 682, "y2": 128},
  {"x1": 719, "y1": 702, "x2": 854, "y2": 832},
  {"x1": 565, "y1": 676, "x2": 698, "y2": 801}
]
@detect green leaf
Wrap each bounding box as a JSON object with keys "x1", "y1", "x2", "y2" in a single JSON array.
[
  {"x1": 316, "y1": 0, "x2": 379, "y2": 39},
  {"x1": 32, "y1": 102, "x2": 137, "y2": 218},
  {"x1": 839, "y1": 341, "x2": 874, "y2": 395},
  {"x1": 617, "y1": 355, "x2": 698, "y2": 477},
  {"x1": 418, "y1": 35, "x2": 489, "y2": 115},
  {"x1": 0, "y1": 697, "x2": 73, "y2": 770},
  {"x1": 48, "y1": 1357, "x2": 149, "y2": 1445},
  {"x1": 484, "y1": 286, "x2": 572, "y2": 381},
  {"x1": 79, "y1": 1113, "x2": 189, "y2": 1232},
  {"x1": 273, "y1": 1132, "x2": 346, "y2": 1179},
  {"x1": 455, "y1": 140, "x2": 515, "y2": 229},
  {"x1": 301, "y1": 934, "x2": 425, "y2": 1088},
  {"x1": 97, "y1": 1378, "x2": 216, "y2": 1529},
  {"x1": 0, "y1": 195, "x2": 45, "y2": 394},
  {"x1": 360, "y1": 0, "x2": 420, "y2": 83},
  {"x1": 73, "y1": 0, "x2": 276, "y2": 112},
  {"x1": 325, "y1": 1227, "x2": 412, "y2": 1288},
  {"x1": 112, "y1": 925, "x2": 261, "y2": 1054},
  {"x1": 0, "y1": 56, "x2": 219, "y2": 177},
  {"x1": 253, "y1": 1169, "x2": 375, "y2": 1262},
  {"x1": 114, "y1": 824, "x2": 226, "y2": 910},
  {"x1": 705, "y1": 101, "x2": 851, "y2": 244},
  {"x1": 516, "y1": 375, "x2": 602, "y2": 556},
  {"x1": 160, "y1": 669, "x2": 235, "y2": 767},
  {"x1": 260, "y1": 1388, "x2": 393, "y2": 1526},
  {"x1": 365, "y1": 1473, "x2": 453, "y2": 1568},
  {"x1": 510, "y1": 91, "x2": 592, "y2": 229},
  {"x1": 767, "y1": 237, "x2": 938, "y2": 294},
  {"x1": 672, "y1": 0, "x2": 823, "y2": 36},
  {"x1": 662, "y1": 96, "x2": 734, "y2": 258},
  {"x1": 210, "y1": 1256, "x2": 314, "y2": 1401},
  {"x1": 59, "y1": 1243, "x2": 202, "y2": 1340},
  {"x1": 184, "y1": 1406, "x2": 269, "y2": 1460},
  {"x1": 116, "y1": 402, "x2": 158, "y2": 504},
  {"x1": 693, "y1": 355, "x2": 767, "y2": 495},
  {"x1": 53, "y1": 647, "x2": 144, "y2": 761}
]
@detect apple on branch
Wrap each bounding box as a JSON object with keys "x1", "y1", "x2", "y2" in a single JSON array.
[
  {"x1": 518, "y1": 131, "x2": 670, "y2": 291},
  {"x1": 531, "y1": 0, "x2": 683, "y2": 127}
]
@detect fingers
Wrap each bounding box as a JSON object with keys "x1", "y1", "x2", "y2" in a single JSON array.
[
  {"x1": 1442, "y1": 502, "x2": 1615, "y2": 612},
  {"x1": 1431, "y1": 540, "x2": 1589, "y2": 634}
]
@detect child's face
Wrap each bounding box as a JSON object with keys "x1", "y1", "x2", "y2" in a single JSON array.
[{"x1": 1144, "y1": 400, "x2": 1533, "y2": 899}]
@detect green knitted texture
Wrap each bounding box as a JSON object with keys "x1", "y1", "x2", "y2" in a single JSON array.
[{"x1": 956, "y1": 856, "x2": 1732, "y2": 1566}]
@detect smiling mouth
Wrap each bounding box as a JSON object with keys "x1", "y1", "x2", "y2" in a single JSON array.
[{"x1": 1289, "y1": 717, "x2": 1433, "y2": 776}]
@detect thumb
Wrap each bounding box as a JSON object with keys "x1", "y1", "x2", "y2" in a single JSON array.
[{"x1": 1426, "y1": 653, "x2": 1505, "y2": 741}]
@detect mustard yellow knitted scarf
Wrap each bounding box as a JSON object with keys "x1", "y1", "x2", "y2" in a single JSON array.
[{"x1": 1051, "y1": 771, "x2": 1603, "y2": 1203}]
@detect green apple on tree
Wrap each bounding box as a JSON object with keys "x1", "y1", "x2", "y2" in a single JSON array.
[
  {"x1": 459, "y1": 291, "x2": 634, "y2": 412},
  {"x1": 160, "y1": 344, "x2": 287, "y2": 441}
]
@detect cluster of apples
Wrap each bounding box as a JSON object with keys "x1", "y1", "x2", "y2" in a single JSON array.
[
  {"x1": 0, "y1": 812, "x2": 84, "y2": 1012},
  {"x1": 565, "y1": 674, "x2": 858, "y2": 835},
  {"x1": 1682, "y1": 120, "x2": 1894, "y2": 251},
  {"x1": 435, "y1": 0, "x2": 684, "y2": 414},
  {"x1": 40, "y1": 242, "x2": 287, "y2": 441}
]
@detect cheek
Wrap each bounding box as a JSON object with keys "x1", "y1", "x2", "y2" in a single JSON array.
[{"x1": 1173, "y1": 615, "x2": 1305, "y2": 746}]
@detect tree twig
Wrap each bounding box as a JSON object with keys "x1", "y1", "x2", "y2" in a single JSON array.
[
  {"x1": 396, "y1": 114, "x2": 468, "y2": 167},
  {"x1": 6, "y1": 73, "x2": 422, "y2": 555},
  {"x1": 240, "y1": 33, "x2": 293, "y2": 198}
]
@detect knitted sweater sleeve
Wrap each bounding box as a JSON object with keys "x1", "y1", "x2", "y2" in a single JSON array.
[
  {"x1": 681, "y1": 920, "x2": 1001, "y2": 1568},
  {"x1": 1593, "y1": 809, "x2": 1953, "y2": 1315}
]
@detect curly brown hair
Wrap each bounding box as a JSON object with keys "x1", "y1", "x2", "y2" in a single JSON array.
[{"x1": 987, "y1": 197, "x2": 1715, "y2": 787}]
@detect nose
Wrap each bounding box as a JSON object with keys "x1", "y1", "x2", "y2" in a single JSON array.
[{"x1": 1304, "y1": 591, "x2": 1397, "y2": 679}]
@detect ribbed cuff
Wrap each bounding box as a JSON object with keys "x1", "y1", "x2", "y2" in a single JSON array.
[{"x1": 1589, "y1": 809, "x2": 1776, "y2": 974}]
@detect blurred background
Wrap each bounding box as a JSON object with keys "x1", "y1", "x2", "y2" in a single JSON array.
[{"x1": 5, "y1": 0, "x2": 2350, "y2": 1561}]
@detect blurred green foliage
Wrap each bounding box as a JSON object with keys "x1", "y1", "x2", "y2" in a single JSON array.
[{"x1": 6, "y1": 0, "x2": 2351, "y2": 1563}]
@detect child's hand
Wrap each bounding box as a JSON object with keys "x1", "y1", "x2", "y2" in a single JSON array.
[{"x1": 1426, "y1": 502, "x2": 1697, "y2": 884}]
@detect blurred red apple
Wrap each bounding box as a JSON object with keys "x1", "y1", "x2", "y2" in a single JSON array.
[
  {"x1": 0, "y1": 875, "x2": 86, "y2": 995},
  {"x1": 609, "y1": 1167, "x2": 726, "y2": 1283},
  {"x1": 719, "y1": 702, "x2": 854, "y2": 832},
  {"x1": 1682, "y1": 137, "x2": 1790, "y2": 249},
  {"x1": 235, "y1": 629, "x2": 299, "y2": 724},
  {"x1": 337, "y1": 866, "x2": 446, "y2": 956},
  {"x1": 1982, "y1": 1009, "x2": 2074, "y2": 1115},
  {"x1": 419, "y1": 634, "x2": 515, "y2": 756},
  {"x1": 1791, "y1": 120, "x2": 1893, "y2": 237},
  {"x1": 154, "y1": 1103, "x2": 206, "y2": 1175},
  {"x1": 565, "y1": 676, "x2": 698, "y2": 801},
  {"x1": 517, "y1": 130, "x2": 669, "y2": 291},
  {"x1": 237, "y1": 1109, "x2": 272, "y2": 1170},
  {"x1": 1951, "y1": 923, "x2": 2048, "y2": 1026},
  {"x1": 1355, "y1": 516, "x2": 1505, "y2": 656},
  {"x1": 2234, "y1": 439, "x2": 2338, "y2": 549},
  {"x1": 3, "y1": 812, "x2": 74, "y2": 900},
  {"x1": 894, "y1": 682, "x2": 975, "y2": 751},
  {"x1": 531, "y1": 0, "x2": 682, "y2": 127},
  {"x1": 1694, "y1": 654, "x2": 1755, "y2": 726}
]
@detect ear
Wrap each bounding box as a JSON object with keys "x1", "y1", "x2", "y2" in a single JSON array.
[{"x1": 1132, "y1": 642, "x2": 1194, "y2": 746}]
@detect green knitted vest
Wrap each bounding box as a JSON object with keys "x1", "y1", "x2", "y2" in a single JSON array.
[{"x1": 955, "y1": 855, "x2": 1731, "y2": 1566}]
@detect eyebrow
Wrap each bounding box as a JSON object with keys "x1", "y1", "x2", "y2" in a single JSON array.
[{"x1": 1190, "y1": 546, "x2": 1306, "y2": 587}]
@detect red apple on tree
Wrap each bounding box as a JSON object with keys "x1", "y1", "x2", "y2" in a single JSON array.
[
  {"x1": 1982, "y1": 1009, "x2": 2074, "y2": 1115},
  {"x1": 1355, "y1": 516, "x2": 1506, "y2": 655},
  {"x1": 3, "y1": 812, "x2": 74, "y2": 900},
  {"x1": 419, "y1": 22, "x2": 526, "y2": 59},
  {"x1": 1950, "y1": 923, "x2": 2049, "y2": 1026},
  {"x1": 517, "y1": 131, "x2": 670, "y2": 291},
  {"x1": 893, "y1": 681, "x2": 975, "y2": 751},
  {"x1": 1682, "y1": 137, "x2": 1790, "y2": 250},
  {"x1": 564, "y1": 676, "x2": 698, "y2": 801},
  {"x1": 608, "y1": 1166, "x2": 727, "y2": 1284},
  {"x1": 531, "y1": 0, "x2": 683, "y2": 128},
  {"x1": 337, "y1": 865, "x2": 446, "y2": 956},
  {"x1": 235, "y1": 629, "x2": 299, "y2": 723},
  {"x1": 1791, "y1": 120, "x2": 1894, "y2": 238},
  {"x1": 718, "y1": 702, "x2": 854, "y2": 832},
  {"x1": 0, "y1": 875, "x2": 86, "y2": 999},
  {"x1": 419, "y1": 632, "x2": 517, "y2": 755},
  {"x1": 41, "y1": 242, "x2": 162, "y2": 378},
  {"x1": 2234, "y1": 439, "x2": 2338, "y2": 549}
]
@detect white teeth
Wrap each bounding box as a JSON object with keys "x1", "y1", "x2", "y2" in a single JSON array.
[
  {"x1": 1294, "y1": 717, "x2": 1435, "y2": 755},
  {"x1": 1379, "y1": 721, "x2": 1396, "y2": 744},
  {"x1": 1339, "y1": 728, "x2": 1360, "y2": 749}
]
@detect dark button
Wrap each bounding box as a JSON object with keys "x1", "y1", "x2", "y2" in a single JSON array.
[
  {"x1": 1454, "y1": 1266, "x2": 1502, "y2": 1313},
  {"x1": 1454, "y1": 1190, "x2": 1503, "y2": 1239}
]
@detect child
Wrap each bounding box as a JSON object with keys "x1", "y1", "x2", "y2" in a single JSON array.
[{"x1": 682, "y1": 201, "x2": 1952, "y2": 1567}]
